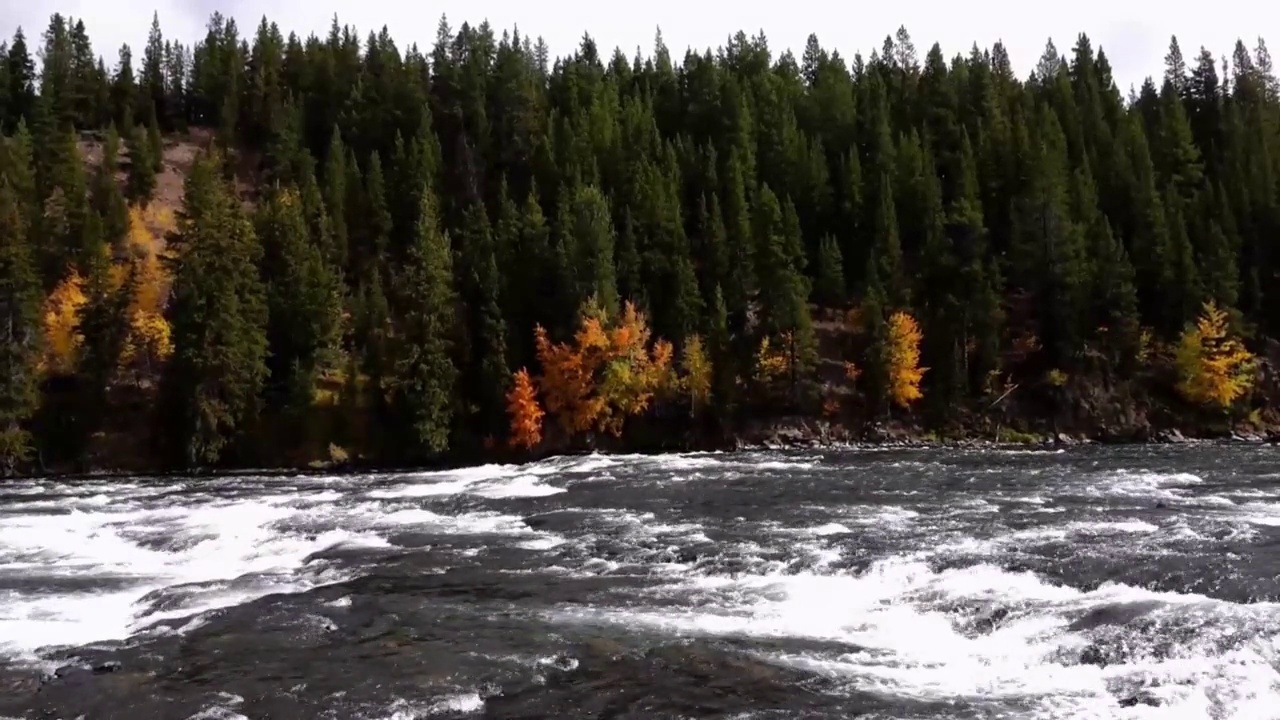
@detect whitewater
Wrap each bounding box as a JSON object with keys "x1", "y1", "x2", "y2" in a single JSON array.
[{"x1": 2, "y1": 445, "x2": 1279, "y2": 719}]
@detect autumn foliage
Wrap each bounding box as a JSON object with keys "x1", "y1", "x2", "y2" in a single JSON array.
[
  {"x1": 886, "y1": 311, "x2": 927, "y2": 408},
  {"x1": 753, "y1": 333, "x2": 794, "y2": 386},
  {"x1": 533, "y1": 301, "x2": 676, "y2": 438},
  {"x1": 680, "y1": 335, "x2": 712, "y2": 412},
  {"x1": 505, "y1": 368, "x2": 544, "y2": 449},
  {"x1": 38, "y1": 205, "x2": 174, "y2": 382},
  {"x1": 41, "y1": 269, "x2": 87, "y2": 375},
  {"x1": 120, "y1": 206, "x2": 174, "y2": 380},
  {"x1": 1175, "y1": 301, "x2": 1256, "y2": 409}
]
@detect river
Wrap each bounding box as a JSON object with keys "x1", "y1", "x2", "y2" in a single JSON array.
[{"x1": 2, "y1": 445, "x2": 1279, "y2": 718}]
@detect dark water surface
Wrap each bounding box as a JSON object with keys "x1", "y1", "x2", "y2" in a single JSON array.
[{"x1": 2, "y1": 445, "x2": 1280, "y2": 718}]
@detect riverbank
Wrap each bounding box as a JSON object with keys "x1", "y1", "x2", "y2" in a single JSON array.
[{"x1": 21, "y1": 413, "x2": 1279, "y2": 482}]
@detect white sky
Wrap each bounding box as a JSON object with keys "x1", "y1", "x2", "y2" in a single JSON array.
[{"x1": 0, "y1": 0, "x2": 1275, "y2": 93}]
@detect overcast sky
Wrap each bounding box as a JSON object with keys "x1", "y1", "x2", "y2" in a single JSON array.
[{"x1": 1, "y1": 0, "x2": 1275, "y2": 93}]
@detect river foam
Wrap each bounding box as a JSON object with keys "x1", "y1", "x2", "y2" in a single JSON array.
[{"x1": 3, "y1": 447, "x2": 1279, "y2": 719}]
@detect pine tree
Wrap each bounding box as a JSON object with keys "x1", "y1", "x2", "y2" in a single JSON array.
[
  {"x1": 752, "y1": 184, "x2": 817, "y2": 391},
  {"x1": 815, "y1": 234, "x2": 846, "y2": 307},
  {"x1": 565, "y1": 184, "x2": 618, "y2": 318},
  {"x1": 145, "y1": 102, "x2": 163, "y2": 172},
  {"x1": 257, "y1": 187, "x2": 342, "y2": 412},
  {"x1": 0, "y1": 180, "x2": 42, "y2": 472},
  {"x1": 126, "y1": 123, "x2": 155, "y2": 205},
  {"x1": 321, "y1": 127, "x2": 349, "y2": 272},
  {"x1": 94, "y1": 124, "x2": 130, "y2": 248},
  {"x1": 389, "y1": 183, "x2": 457, "y2": 458},
  {"x1": 73, "y1": 239, "x2": 131, "y2": 458},
  {"x1": 458, "y1": 200, "x2": 511, "y2": 442},
  {"x1": 159, "y1": 151, "x2": 269, "y2": 466},
  {"x1": 110, "y1": 44, "x2": 136, "y2": 128}
]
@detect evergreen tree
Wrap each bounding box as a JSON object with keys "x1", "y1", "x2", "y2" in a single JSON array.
[
  {"x1": 73, "y1": 239, "x2": 131, "y2": 458},
  {"x1": 110, "y1": 45, "x2": 136, "y2": 128},
  {"x1": 457, "y1": 201, "x2": 511, "y2": 441},
  {"x1": 257, "y1": 187, "x2": 342, "y2": 411},
  {"x1": 126, "y1": 123, "x2": 155, "y2": 205},
  {"x1": 159, "y1": 151, "x2": 269, "y2": 466},
  {"x1": 565, "y1": 184, "x2": 618, "y2": 317},
  {"x1": 814, "y1": 234, "x2": 846, "y2": 307},
  {"x1": 752, "y1": 184, "x2": 817, "y2": 389},
  {"x1": 146, "y1": 101, "x2": 164, "y2": 172},
  {"x1": 94, "y1": 124, "x2": 130, "y2": 247},
  {"x1": 389, "y1": 183, "x2": 457, "y2": 458},
  {"x1": 0, "y1": 180, "x2": 41, "y2": 472}
]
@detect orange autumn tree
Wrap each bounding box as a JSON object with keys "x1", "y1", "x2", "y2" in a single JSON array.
[
  {"x1": 505, "y1": 368, "x2": 545, "y2": 449},
  {"x1": 534, "y1": 300, "x2": 675, "y2": 438},
  {"x1": 534, "y1": 321, "x2": 607, "y2": 434},
  {"x1": 886, "y1": 311, "x2": 927, "y2": 409}
]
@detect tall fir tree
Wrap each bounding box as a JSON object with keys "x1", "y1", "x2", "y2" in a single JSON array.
[
  {"x1": 159, "y1": 151, "x2": 269, "y2": 467},
  {"x1": 389, "y1": 183, "x2": 458, "y2": 458},
  {"x1": 0, "y1": 180, "x2": 42, "y2": 472},
  {"x1": 256, "y1": 186, "x2": 342, "y2": 412}
]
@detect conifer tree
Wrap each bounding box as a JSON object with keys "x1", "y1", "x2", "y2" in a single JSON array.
[
  {"x1": 257, "y1": 187, "x2": 342, "y2": 411},
  {"x1": 815, "y1": 234, "x2": 846, "y2": 307},
  {"x1": 94, "y1": 124, "x2": 130, "y2": 248},
  {"x1": 110, "y1": 45, "x2": 136, "y2": 128},
  {"x1": 0, "y1": 180, "x2": 41, "y2": 472},
  {"x1": 321, "y1": 127, "x2": 349, "y2": 271},
  {"x1": 73, "y1": 239, "x2": 131, "y2": 456},
  {"x1": 159, "y1": 151, "x2": 269, "y2": 467},
  {"x1": 389, "y1": 183, "x2": 457, "y2": 458},
  {"x1": 565, "y1": 184, "x2": 619, "y2": 318},
  {"x1": 458, "y1": 200, "x2": 511, "y2": 442},
  {"x1": 752, "y1": 184, "x2": 817, "y2": 390},
  {"x1": 145, "y1": 101, "x2": 164, "y2": 172},
  {"x1": 126, "y1": 123, "x2": 155, "y2": 205}
]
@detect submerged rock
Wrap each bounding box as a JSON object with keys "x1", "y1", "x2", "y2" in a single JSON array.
[{"x1": 483, "y1": 641, "x2": 858, "y2": 719}]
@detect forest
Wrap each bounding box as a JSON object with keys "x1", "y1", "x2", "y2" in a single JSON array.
[{"x1": 0, "y1": 12, "x2": 1277, "y2": 473}]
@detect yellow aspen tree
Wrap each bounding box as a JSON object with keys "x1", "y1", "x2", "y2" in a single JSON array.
[
  {"x1": 1175, "y1": 301, "x2": 1256, "y2": 409},
  {"x1": 886, "y1": 311, "x2": 927, "y2": 408},
  {"x1": 597, "y1": 302, "x2": 672, "y2": 436},
  {"x1": 41, "y1": 270, "x2": 87, "y2": 375},
  {"x1": 680, "y1": 335, "x2": 712, "y2": 412},
  {"x1": 753, "y1": 335, "x2": 790, "y2": 386}
]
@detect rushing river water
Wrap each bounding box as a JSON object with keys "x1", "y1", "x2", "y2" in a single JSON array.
[{"x1": 2, "y1": 446, "x2": 1279, "y2": 719}]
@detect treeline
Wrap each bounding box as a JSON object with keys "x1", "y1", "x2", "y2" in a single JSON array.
[{"x1": 0, "y1": 13, "x2": 1278, "y2": 472}]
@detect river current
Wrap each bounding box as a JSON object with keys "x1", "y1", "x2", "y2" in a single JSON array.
[{"x1": 2, "y1": 445, "x2": 1279, "y2": 718}]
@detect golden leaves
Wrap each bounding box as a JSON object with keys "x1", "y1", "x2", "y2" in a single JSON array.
[
  {"x1": 1175, "y1": 300, "x2": 1256, "y2": 409},
  {"x1": 120, "y1": 308, "x2": 173, "y2": 371},
  {"x1": 753, "y1": 334, "x2": 792, "y2": 385},
  {"x1": 886, "y1": 311, "x2": 927, "y2": 409},
  {"x1": 680, "y1": 335, "x2": 712, "y2": 412},
  {"x1": 41, "y1": 270, "x2": 87, "y2": 375},
  {"x1": 39, "y1": 203, "x2": 174, "y2": 382}
]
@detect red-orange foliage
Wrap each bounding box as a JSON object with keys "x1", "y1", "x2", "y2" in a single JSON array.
[
  {"x1": 533, "y1": 301, "x2": 675, "y2": 438},
  {"x1": 505, "y1": 368, "x2": 544, "y2": 450}
]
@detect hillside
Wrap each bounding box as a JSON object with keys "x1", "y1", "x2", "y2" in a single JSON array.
[{"x1": 1, "y1": 14, "x2": 1279, "y2": 475}]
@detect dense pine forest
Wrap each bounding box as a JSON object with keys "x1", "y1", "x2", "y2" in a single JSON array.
[{"x1": 0, "y1": 13, "x2": 1278, "y2": 473}]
